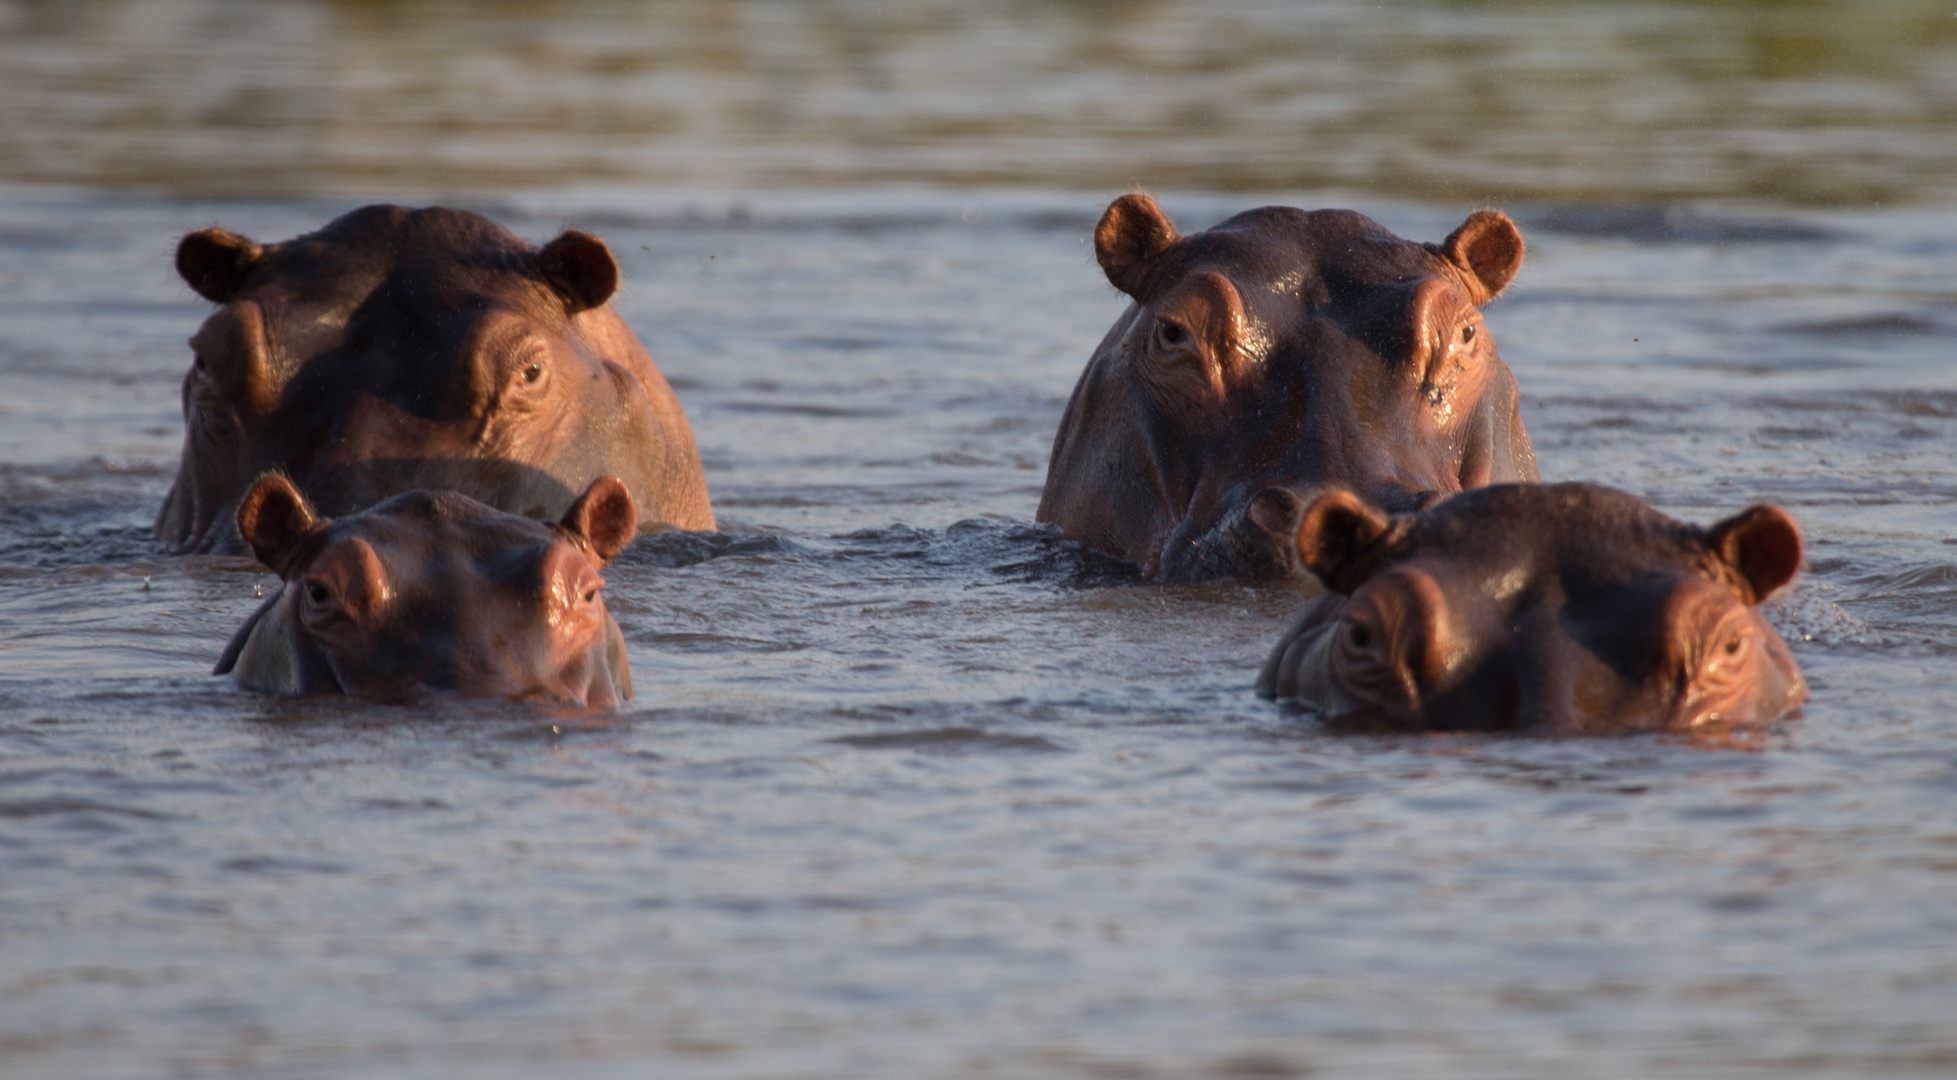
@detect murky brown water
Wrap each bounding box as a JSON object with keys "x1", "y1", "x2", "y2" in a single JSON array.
[{"x1": 3, "y1": 3, "x2": 1957, "y2": 1078}]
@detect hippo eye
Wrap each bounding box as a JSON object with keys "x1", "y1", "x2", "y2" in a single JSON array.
[
  {"x1": 1698, "y1": 628, "x2": 1754, "y2": 688},
  {"x1": 521, "y1": 361, "x2": 545, "y2": 385},
  {"x1": 1156, "y1": 319, "x2": 1188, "y2": 347},
  {"x1": 306, "y1": 582, "x2": 331, "y2": 605},
  {"x1": 1346, "y1": 622, "x2": 1372, "y2": 648},
  {"x1": 1461, "y1": 325, "x2": 1476, "y2": 344}
]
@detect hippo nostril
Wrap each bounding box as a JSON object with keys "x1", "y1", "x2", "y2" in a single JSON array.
[{"x1": 1245, "y1": 487, "x2": 1304, "y2": 537}]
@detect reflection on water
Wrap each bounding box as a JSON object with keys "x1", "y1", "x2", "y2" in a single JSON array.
[
  {"x1": 1, "y1": 0, "x2": 1955, "y2": 203},
  {"x1": 1, "y1": 189, "x2": 1956, "y2": 1076}
]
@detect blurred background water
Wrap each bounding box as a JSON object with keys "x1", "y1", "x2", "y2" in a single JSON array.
[
  {"x1": 3, "y1": 0, "x2": 1956, "y2": 203},
  {"x1": 3, "y1": 3, "x2": 1957, "y2": 1079}
]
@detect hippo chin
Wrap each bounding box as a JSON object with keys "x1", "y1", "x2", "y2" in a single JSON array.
[
  {"x1": 216, "y1": 474, "x2": 638, "y2": 707},
  {"x1": 1039, "y1": 195, "x2": 1539, "y2": 581},
  {"x1": 158, "y1": 204, "x2": 713, "y2": 555},
  {"x1": 1256, "y1": 484, "x2": 1808, "y2": 735}
]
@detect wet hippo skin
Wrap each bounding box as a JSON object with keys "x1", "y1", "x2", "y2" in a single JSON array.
[
  {"x1": 1256, "y1": 483, "x2": 1807, "y2": 735},
  {"x1": 157, "y1": 205, "x2": 713, "y2": 555},
  {"x1": 217, "y1": 473, "x2": 637, "y2": 707},
  {"x1": 1039, "y1": 194, "x2": 1539, "y2": 581}
]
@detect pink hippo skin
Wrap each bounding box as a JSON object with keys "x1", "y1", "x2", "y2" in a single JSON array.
[
  {"x1": 216, "y1": 473, "x2": 637, "y2": 707},
  {"x1": 159, "y1": 205, "x2": 712, "y2": 555},
  {"x1": 1257, "y1": 483, "x2": 1808, "y2": 735},
  {"x1": 1040, "y1": 195, "x2": 1539, "y2": 581}
]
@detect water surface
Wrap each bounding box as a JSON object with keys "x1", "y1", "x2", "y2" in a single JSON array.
[
  {"x1": 2, "y1": 0, "x2": 1956, "y2": 203},
  {"x1": 2, "y1": 188, "x2": 1955, "y2": 1077}
]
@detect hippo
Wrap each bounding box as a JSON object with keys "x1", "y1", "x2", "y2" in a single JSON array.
[
  {"x1": 1256, "y1": 483, "x2": 1807, "y2": 734},
  {"x1": 216, "y1": 473, "x2": 637, "y2": 706},
  {"x1": 158, "y1": 204, "x2": 713, "y2": 555},
  {"x1": 1039, "y1": 195, "x2": 1539, "y2": 581}
]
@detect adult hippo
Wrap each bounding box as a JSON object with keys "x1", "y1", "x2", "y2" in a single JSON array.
[
  {"x1": 217, "y1": 473, "x2": 637, "y2": 706},
  {"x1": 1257, "y1": 483, "x2": 1807, "y2": 735},
  {"x1": 1039, "y1": 195, "x2": 1538, "y2": 581},
  {"x1": 157, "y1": 204, "x2": 713, "y2": 554}
]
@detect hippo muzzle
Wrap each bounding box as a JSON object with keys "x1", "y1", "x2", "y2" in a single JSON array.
[{"x1": 1154, "y1": 483, "x2": 1450, "y2": 582}]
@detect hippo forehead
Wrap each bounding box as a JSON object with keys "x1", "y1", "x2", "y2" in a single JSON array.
[
  {"x1": 1386, "y1": 484, "x2": 1717, "y2": 598},
  {"x1": 1148, "y1": 207, "x2": 1453, "y2": 305},
  {"x1": 240, "y1": 205, "x2": 554, "y2": 324},
  {"x1": 306, "y1": 491, "x2": 568, "y2": 584}
]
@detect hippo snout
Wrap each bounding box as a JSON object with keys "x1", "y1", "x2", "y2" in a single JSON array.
[{"x1": 1155, "y1": 487, "x2": 1309, "y2": 582}]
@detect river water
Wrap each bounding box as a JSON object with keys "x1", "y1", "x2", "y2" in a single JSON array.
[{"x1": 4, "y1": 2, "x2": 1957, "y2": 1079}]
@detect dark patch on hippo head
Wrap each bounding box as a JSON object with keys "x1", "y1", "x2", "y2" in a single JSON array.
[
  {"x1": 218, "y1": 474, "x2": 637, "y2": 707},
  {"x1": 1040, "y1": 195, "x2": 1540, "y2": 581},
  {"x1": 156, "y1": 205, "x2": 712, "y2": 556},
  {"x1": 1256, "y1": 483, "x2": 1808, "y2": 736}
]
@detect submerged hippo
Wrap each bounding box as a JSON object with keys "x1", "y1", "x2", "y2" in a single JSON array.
[
  {"x1": 158, "y1": 204, "x2": 712, "y2": 554},
  {"x1": 1256, "y1": 484, "x2": 1807, "y2": 734},
  {"x1": 217, "y1": 473, "x2": 637, "y2": 706},
  {"x1": 1040, "y1": 195, "x2": 1539, "y2": 580}
]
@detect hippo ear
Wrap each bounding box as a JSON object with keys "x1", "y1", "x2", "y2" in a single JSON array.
[
  {"x1": 1705, "y1": 504, "x2": 1802, "y2": 604},
  {"x1": 1441, "y1": 210, "x2": 1524, "y2": 303},
  {"x1": 177, "y1": 227, "x2": 263, "y2": 303},
  {"x1": 537, "y1": 230, "x2": 619, "y2": 314},
  {"x1": 562, "y1": 476, "x2": 637, "y2": 566},
  {"x1": 1295, "y1": 490, "x2": 1394, "y2": 593},
  {"x1": 236, "y1": 473, "x2": 320, "y2": 576},
  {"x1": 1095, "y1": 194, "x2": 1179, "y2": 298}
]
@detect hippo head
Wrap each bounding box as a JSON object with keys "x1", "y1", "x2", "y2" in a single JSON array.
[
  {"x1": 157, "y1": 204, "x2": 712, "y2": 555},
  {"x1": 215, "y1": 474, "x2": 638, "y2": 707},
  {"x1": 1256, "y1": 484, "x2": 1807, "y2": 735},
  {"x1": 1039, "y1": 195, "x2": 1539, "y2": 581}
]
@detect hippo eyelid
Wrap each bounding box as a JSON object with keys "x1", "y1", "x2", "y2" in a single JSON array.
[
  {"x1": 1154, "y1": 317, "x2": 1191, "y2": 349},
  {"x1": 505, "y1": 342, "x2": 550, "y2": 386}
]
